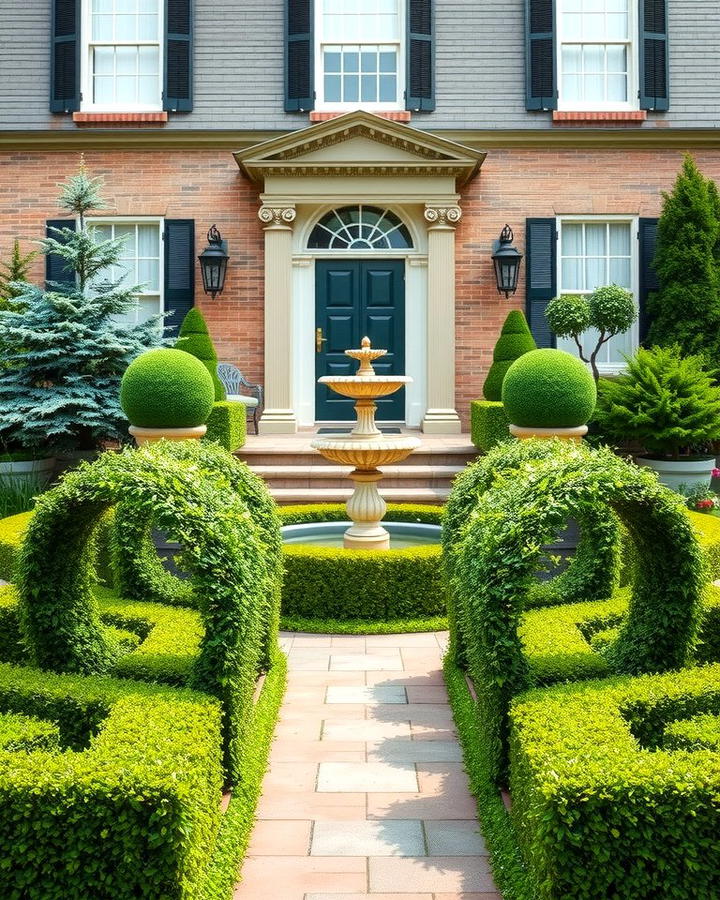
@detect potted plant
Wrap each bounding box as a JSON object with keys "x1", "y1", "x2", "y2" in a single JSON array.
[
  {"x1": 501, "y1": 348, "x2": 597, "y2": 442},
  {"x1": 120, "y1": 348, "x2": 215, "y2": 445},
  {"x1": 594, "y1": 346, "x2": 720, "y2": 490}
]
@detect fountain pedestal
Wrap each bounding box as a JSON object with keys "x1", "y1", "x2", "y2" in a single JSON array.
[{"x1": 311, "y1": 338, "x2": 420, "y2": 550}]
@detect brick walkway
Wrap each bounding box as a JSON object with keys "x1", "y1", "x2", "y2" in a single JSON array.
[{"x1": 234, "y1": 631, "x2": 500, "y2": 900}]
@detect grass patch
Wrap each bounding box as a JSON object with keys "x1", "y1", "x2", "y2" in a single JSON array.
[{"x1": 280, "y1": 614, "x2": 448, "y2": 635}]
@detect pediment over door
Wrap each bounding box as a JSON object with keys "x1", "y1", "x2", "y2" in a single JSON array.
[{"x1": 235, "y1": 111, "x2": 486, "y2": 187}]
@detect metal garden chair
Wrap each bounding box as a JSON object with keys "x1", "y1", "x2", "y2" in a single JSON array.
[{"x1": 217, "y1": 363, "x2": 263, "y2": 435}]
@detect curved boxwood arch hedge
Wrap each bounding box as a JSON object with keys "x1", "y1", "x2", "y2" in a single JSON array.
[
  {"x1": 17, "y1": 441, "x2": 281, "y2": 780},
  {"x1": 445, "y1": 440, "x2": 704, "y2": 784}
]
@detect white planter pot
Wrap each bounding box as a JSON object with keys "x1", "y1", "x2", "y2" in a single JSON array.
[
  {"x1": 129, "y1": 424, "x2": 207, "y2": 446},
  {"x1": 0, "y1": 457, "x2": 55, "y2": 487},
  {"x1": 636, "y1": 456, "x2": 716, "y2": 492}
]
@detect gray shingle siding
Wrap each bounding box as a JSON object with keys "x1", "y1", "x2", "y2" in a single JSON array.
[{"x1": 1, "y1": 0, "x2": 717, "y2": 132}]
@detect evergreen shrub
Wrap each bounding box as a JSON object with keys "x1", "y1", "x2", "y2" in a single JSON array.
[
  {"x1": 204, "y1": 401, "x2": 246, "y2": 451},
  {"x1": 0, "y1": 711, "x2": 59, "y2": 752},
  {"x1": 470, "y1": 400, "x2": 510, "y2": 452},
  {"x1": 120, "y1": 348, "x2": 215, "y2": 429},
  {"x1": 175, "y1": 308, "x2": 226, "y2": 401},
  {"x1": 0, "y1": 662, "x2": 222, "y2": 900},
  {"x1": 502, "y1": 349, "x2": 597, "y2": 428},
  {"x1": 445, "y1": 440, "x2": 703, "y2": 784},
  {"x1": 483, "y1": 310, "x2": 536, "y2": 401},
  {"x1": 510, "y1": 663, "x2": 720, "y2": 899},
  {"x1": 0, "y1": 510, "x2": 31, "y2": 580}
]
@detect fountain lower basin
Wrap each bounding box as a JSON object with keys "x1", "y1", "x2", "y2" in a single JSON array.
[{"x1": 282, "y1": 521, "x2": 441, "y2": 550}]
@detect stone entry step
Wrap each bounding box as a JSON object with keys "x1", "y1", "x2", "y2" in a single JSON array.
[
  {"x1": 252, "y1": 465, "x2": 464, "y2": 490},
  {"x1": 233, "y1": 631, "x2": 500, "y2": 900},
  {"x1": 271, "y1": 487, "x2": 450, "y2": 505}
]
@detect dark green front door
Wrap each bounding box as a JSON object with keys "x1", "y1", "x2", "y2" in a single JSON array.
[{"x1": 315, "y1": 259, "x2": 405, "y2": 421}]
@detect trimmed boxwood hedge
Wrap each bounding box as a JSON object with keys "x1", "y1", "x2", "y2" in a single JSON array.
[
  {"x1": 204, "y1": 401, "x2": 246, "y2": 452},
  {"x1": 17, "y1": 441, "x2": 281, "y2": 780},
  {"x1": 279, "y1": 503, "x2": 444, "y2": 622},
  {"x1": 509, "y1": 663, "x2": 720, "y2": 899},
  {"x1": 470, "y1": 400, "x2": 511, "y2": 452},
  {"x1": 445, "y1": 439, "x2": 703, "y2": 784},
  {"x1": 0, "y1": 511, "x2": 31, "y2": 581},
  {"x1": 0, "y1": 661, "x2": 223, "y2": 900}
]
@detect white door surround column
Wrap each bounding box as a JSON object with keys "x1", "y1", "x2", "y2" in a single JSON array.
[
  {"x1": 421, "y1": 204, "x2": 462, "y2": 434},
  {"x1": 258, "y1": 203, "x2": 298, "y2": 434}
]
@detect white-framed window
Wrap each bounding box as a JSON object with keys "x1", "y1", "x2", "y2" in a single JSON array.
[
  {"x1": 92, "y1": 218, "x2": 164, "y2": 327},
  {"x1": 557, "y1": 0, "x2": 637, "y2": 110},
  {"x1": 556, "y1": 216, "x2": 638, "y2": 371},
  {"x1": 315, "y1": 0, "x2": 404, "y2": 110},
  {"x1": 82, "y1": 0, "x2": 163, "y2": 111}
]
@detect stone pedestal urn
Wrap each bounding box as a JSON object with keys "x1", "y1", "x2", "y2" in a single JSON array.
[{"x1": 311, "y1": 338, "x2": 420, "y2": 549}]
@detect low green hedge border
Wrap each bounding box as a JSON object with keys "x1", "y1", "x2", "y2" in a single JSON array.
[
  {"x1": 279, "y1": 614, "x2": 448, "y2": 634},
  {"x1": 470, "y1": 400, "x2": 511, "y2": 452},
  {"x1": 279, "y1": 504, "x2": 444, "y2": 622},
  {"x1": 510, "y1": 663, "x2": 720, "y2": 899},
  {"x1": 0, "y1": 511, "x2": 31, "y2": 581},
  {"x1": 203, "y1": 401, "x2": 247, "y2": 452},
  {"x1": 0, "y1": 711, "x2": 60, "y2": 753},
  {"x1": 0, "y1": 661, "x2": 223, "y2": 900}
]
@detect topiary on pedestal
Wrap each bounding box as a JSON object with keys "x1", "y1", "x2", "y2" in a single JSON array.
[
  {"x1": 502, "y1": 348, "x2": 596, "y2": 437},
  {"x1": 175, "y1": 308, "x2": 226, "y2": 401},
  {"x1": 483, "y1": 310, "x2": 536, "y2": 401},
  {"x1": 120, "y1": 348, "x2": 215, "y2": 443}
]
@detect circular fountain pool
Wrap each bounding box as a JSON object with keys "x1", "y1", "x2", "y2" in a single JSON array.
[{"x1": 281, "y1": 521, "x2": 441, "y2": 550}]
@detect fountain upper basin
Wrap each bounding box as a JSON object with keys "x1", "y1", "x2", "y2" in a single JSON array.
[{"x1": 317, "y1": 375, "x2": 413, "y2": 400}]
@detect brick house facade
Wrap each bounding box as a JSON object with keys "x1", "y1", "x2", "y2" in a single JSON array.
[{"x1": 1, "y1": 0, "x2": 718, "y2": 431}]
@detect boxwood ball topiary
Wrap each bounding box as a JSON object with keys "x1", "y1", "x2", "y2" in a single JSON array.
[
  {"x1": 120, "y1": 348, "x2": 215, "y2": 428},
  {"x1": 502, "y1": 348, "x2": 596, "y2": 428}
]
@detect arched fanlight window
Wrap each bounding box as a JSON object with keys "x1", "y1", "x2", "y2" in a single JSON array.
[{"x1": 308, "y1": 206, "x2": 413, "y2": 250}]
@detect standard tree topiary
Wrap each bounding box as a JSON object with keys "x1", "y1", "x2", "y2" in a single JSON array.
[
  {"x1": 595, "y1": 345, "x2": 720, "y2": 459},
  {"x1": 483, "y1": 310, "x2": 536, "y2": 401},
  {"x1": 647, "y1": 154, "x2": 720, "y2": 361},
  {"x1": 546, "y1": 286, "x2": 636, "y2": 381},
  {"x1": 120, "y1": 348, "x2": 215, "y2": 428},
  {"x1": 501, "y1": 349, "x2": 596, "y2": 428},
  {"x1": 175, "y1": 307, "x2": 226, "y2": 401}
]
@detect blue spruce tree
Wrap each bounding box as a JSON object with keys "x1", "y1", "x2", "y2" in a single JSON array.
[{"x1": 0, "y1": 162, "x2": 164, "y2": 452}]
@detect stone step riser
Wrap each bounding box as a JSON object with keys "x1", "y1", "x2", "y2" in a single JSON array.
[
  {"x1": 271, "y1": 487, "x2": 450, "y2": 505},
  {"x1": 237, "y1": 451, "x2": 476, "y2": 468},
  {"x1": 263, "y1": 476, "x2": 457, "y2": 490}
]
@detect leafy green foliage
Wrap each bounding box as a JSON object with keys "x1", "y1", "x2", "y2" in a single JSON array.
[
  {"x1": 0, "y1": 240, "x2": 38, "y2": 312},
  {"x1": 279, "y1": 502, "x2": 442, "y2": 526},
  {"x1": 0, "y1": 512, "x2": 32, "y2": 581},
  {"x1": 0, "y1": 711, "x2": 60, "y2": 752},
  {"x1": 483, "y1": 310, "x2": 536, "y2": 401},
  {"x1": 0, "y1": 661, "x2": 223, "y2": 900},
  {"x1": 17, "y1": 441, "x2": 281, "y2": 780},
  {"x1": 0, "y1": 166, "x2": 164, "y2": 453},
  {"x1": 595, "y1": 345, "x2": 720, "y2": 458},
  {"x1": 648, "y1": 154, "x2": 720, "y2": 361},
  {"x1": 546, "y1": 286, "x2": 636, "y2": 381},
  {"x1": 204, "y1": 401, "x2": 246, "y2": 451},
  {"x1": 470, "y1": 400, "x2": 510, "y2": 452},
  {"x1": 0, "y1": 477, "x2": 40, "y2": 522},
  {"x1": 445, "y1": 439, "x2": 703, "y2": 784},
  {"x1": 176, "y1": 308, "x2": 226, "y2": 402},
  {"x1": 501, "y1": 349, "x2": 597, "y2": 428},
  {"x1": 509, "y1": 663, "x2": 720, "y2": 899},
  {"x1": 120, "y1": 348, "x2": 215, "y2": 428},
  {"x1": 280, "y1": 614, "x2": 448, "y2": 634}
]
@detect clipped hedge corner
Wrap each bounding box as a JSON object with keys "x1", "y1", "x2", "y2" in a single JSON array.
[
  {"x1": 204, "y1": 401, "x2": 247, "y2": 451},
  {"x1": 470, "y1": 400, "x2": 510, "y2": 452}
]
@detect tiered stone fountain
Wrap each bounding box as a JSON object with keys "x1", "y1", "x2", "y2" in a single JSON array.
[{"x1": 310, "y1": 338, "x2": 421, "y2": 550}]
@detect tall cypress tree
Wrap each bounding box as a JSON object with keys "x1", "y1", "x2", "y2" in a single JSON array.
[{"x1": 647, "y1": 155, "x2": 720, "y2": 360}]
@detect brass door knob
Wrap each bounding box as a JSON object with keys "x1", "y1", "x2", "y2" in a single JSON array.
[{"x1": 316, "y1": 327, "x2": 328, "y2": 353}]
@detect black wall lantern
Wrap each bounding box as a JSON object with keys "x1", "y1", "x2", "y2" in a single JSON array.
[
  {"x1": 198, "y1": 225, "x2": 229, "y2": 299},
  {"x1": 492, "y1": 225, "x2": 523, "y2": 298}
]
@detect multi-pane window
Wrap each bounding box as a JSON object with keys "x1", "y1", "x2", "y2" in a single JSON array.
[
  {"x1": 85, "y1": 0, "x2": 162, "y2": 109},
  {"x1": 558, "y1": 0, "x2": 634, "y2": 108},
  {"x1": 317, "y1": 0, "x2": 402, "y2": 108},
  {"x1": 557, "y1": 220, "x2": 637, "y2": 368},
  {"x1": 93, "y1": 221, "x2": 163, "y2": 327}
]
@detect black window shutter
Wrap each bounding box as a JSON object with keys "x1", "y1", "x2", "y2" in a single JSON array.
[
  {"x1": 525, "y1": 0, "x2": 556, "y2": 111},
  {"x1": 406, "y1": 0, "x2": 435, "y2": 111},
  {"x1": 50, "y1": 0, "x2": 80, "y2": 113},
  {"x1": 638, "y1": 218, "x2": 659, "y2": 343},
  {"x1": 164, "y1": 0, "x2": 193, "y2": 112},
  {"x1": 285, "y1": 0, "x2": 314, "y2": 112},
  {"x1": 525, "y1": 218, "x2": 557, "y2": 347},
  {"x1": 164, "y1": 220, "x2": 195, "y2": 335},
  {"x1": 45, "y1": 219, "x2": 77, "y2": 289},
  {"x1": 639, "y1": 0, "x2": 669, "y2": 111}
]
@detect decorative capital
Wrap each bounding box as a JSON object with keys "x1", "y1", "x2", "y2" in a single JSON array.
[
  {"x1": 258, "y1": 205, "x2": 297, "y2": 228},
  {"x1": 424, "y1": 205, "x2": 462, "y2": 228}
]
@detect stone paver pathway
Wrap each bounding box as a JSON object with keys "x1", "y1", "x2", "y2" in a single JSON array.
[{"x1": 234, "y1": 631, "x2": 499, "y2": 900}]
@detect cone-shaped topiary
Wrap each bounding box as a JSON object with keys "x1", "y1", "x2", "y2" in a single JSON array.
[
  {"x1": 502, "y1": 348, "x2": 596, "y2": 428},
  {"x1": 483, "y1": 310, "x2": 536, "y2": 401},
  {"x1": 175, "y1": 308, "x2": 226, "y2": 401},
  {"x1": 120, "y1": 348, "x2": 215, "y2": 428}
]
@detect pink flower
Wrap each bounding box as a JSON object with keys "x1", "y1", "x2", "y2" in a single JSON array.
[{"x1": 712, "y1": 468, "x2": 720, "y2": 479}]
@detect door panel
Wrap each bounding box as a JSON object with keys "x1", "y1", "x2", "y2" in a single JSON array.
[{"x1": 315, "y1": 259, "x2": 405, "y2": 421}]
